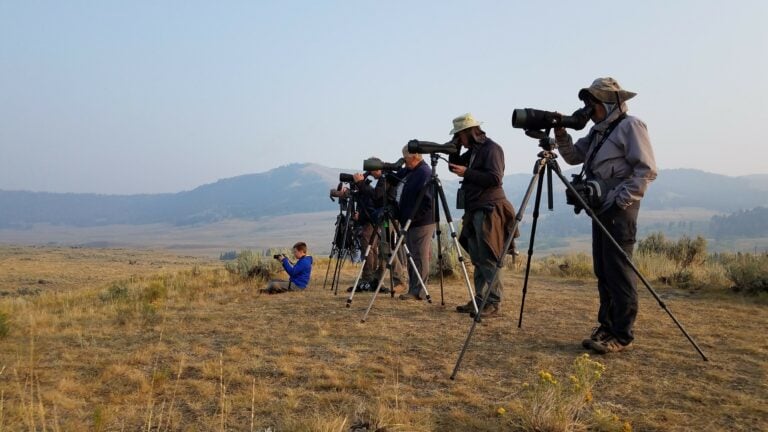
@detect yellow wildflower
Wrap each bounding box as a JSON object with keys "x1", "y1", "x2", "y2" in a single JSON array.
[{"x1": 497, "y1": 407, "x2": 506, "y2": 416}]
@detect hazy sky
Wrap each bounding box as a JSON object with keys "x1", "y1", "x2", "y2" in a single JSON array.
[{"x1": 1, "y1": 1, "x2": 766, "y2": 194}]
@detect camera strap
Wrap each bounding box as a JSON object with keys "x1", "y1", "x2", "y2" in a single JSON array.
[{"x1": 579, "y1": 114, "x2": 626, "y2": 179}]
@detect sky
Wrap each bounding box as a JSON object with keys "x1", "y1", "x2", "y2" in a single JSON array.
[{"x1": 1, "y1": 1, "x2": 767, "y2": 194}]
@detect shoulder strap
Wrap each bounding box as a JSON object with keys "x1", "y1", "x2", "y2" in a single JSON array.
[{"x1": 580, "y1": 114, "x2": 626, "y2": 179}]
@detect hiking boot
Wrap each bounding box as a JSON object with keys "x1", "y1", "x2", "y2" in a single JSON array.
[
  {"x1": 455, "y1": 300, "x2": 476, "y2": 313},
  {"x1": 588, "y1": 336, "x2": 632, "y2": 354},
  {"x1": 392, "y1": 283, "x2": 407, "y2": 294},
  {"x1": 398, "y1": 293, "x2": 422, "y2": 301},
  {"x1": 469, "y1": 303, "x2": 500, "y2": 319},
  {"x1": 581, "y1": 326, "x2": 612, "y2": 349},
  {"x1": 379, "y1": 286, "x2": 391, "y2": 294}
]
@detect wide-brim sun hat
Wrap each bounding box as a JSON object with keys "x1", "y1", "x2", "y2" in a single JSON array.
[
  {"x1": 578, "y1": 77, "x2": 637, "y2": 104},
  {"x1": 450, "y1": 113, "x2": 483, "y2": 135}
]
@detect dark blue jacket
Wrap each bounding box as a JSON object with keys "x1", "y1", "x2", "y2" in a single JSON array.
[
  {"x1": 281, "y1": 255, "x2": 313, "y2": 289},
  {"x1": 396, "y1": 160, "x2": 433, "y2": 227}
]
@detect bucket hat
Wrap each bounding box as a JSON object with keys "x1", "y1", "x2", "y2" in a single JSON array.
[
  {"x1": 450, "y1": 113, "x2": 483, "y2": 135},
  {"x1": 578, "y1": 77, "x2": 637, "y2": 104}
]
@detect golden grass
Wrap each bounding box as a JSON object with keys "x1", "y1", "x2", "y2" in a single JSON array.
[{"x1": 0, "y1": 246, "x2": 766, "y2": 431}]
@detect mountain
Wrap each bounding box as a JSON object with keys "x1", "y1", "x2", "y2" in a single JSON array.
[
  {"x1": 0, "y1": 165, "x2": 766, "y2": 230},
  {"x1": 0, "y1": 163, "x2": 349, "y2": 229}
]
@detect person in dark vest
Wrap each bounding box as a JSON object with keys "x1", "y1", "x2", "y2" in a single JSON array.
[{"x1": 448, "y1": 113, "x2": 517, "y2": 319}]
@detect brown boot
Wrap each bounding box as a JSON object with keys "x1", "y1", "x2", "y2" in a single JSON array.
[
  {"x1": 581, "y1": 326, "x2": 611, "y2": 349},
  {"x1": 455, "y1": 301, "x2": 476, "y2": 313},
  {"x1": 588, "y1": 336, "x2": 632, "y2": 354},
  {"x1": 469, "y1": 303, "x2": 500, "y2": 319}
]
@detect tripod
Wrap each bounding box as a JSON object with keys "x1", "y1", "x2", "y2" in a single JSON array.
[
  {"x1": 321, "y1": 193, "x2": 359, "y2": 295},
  {"x1": 360, "y1": 153, "x2": 479, "y2": 322},
  {"x1": 450, "y1": 136, "x2": 708, "y2": 380},
  {"x1": 347, "y1": 171, "x2": 410, "y2": 305}
]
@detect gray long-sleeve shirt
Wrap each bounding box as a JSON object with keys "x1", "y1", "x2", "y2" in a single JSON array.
[{"x1": 555, "y1": 114, "x2": 657, "y2": 209}]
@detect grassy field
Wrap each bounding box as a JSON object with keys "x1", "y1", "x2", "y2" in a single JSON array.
[{"x1": 0, "y1": 246, "x2": 766, "y2": 431}]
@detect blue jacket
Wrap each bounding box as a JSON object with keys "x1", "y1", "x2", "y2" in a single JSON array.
[
  {"x1": 396, "y1": 160, "x2": 433, "y2": 227},
  {"x1": 281, "y1": 255, "x2": 313, "y2": 289}
]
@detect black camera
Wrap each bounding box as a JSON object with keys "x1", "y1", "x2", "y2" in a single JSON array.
[
  {"x1": 339, "y1": 173, "x2": 355, "y2": 183},
  {"x1": 565, "y1": 175, "x2": 610, "y2": 214},
  {"x1": 407, "y1": 139, "x2": 458, "y2": 155},
  {"x1": 273, "y1": 254, "x2": 284, "y2": 259},
  {"x1": 511, "y1": 106, "x2": 594, "y2": 132},
  {"x1": 363, "y1": 157, "x2": 404, "y2": 172}
]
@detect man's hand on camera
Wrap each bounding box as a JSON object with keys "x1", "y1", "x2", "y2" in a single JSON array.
[
  {"x1": 353, "y1": 173, "x2": 365, "y2": 183},
  {"x1": 448, "y1": 163, "x2": 466, "y2": 177}
]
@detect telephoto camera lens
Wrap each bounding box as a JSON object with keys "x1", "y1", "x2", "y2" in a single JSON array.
[
  {"x1": 511, "y1": 106, "x2": 594, "y2": 131},
  {"x1": 339, "y1": 173, "x2": 355, "y2": 183}
]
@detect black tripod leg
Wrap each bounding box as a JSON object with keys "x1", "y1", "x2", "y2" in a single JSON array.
[
  {"x1": 322, "y1": 250, "x2": 335, "y2": 291},
  {"x1": 518, "y1": 166, "x2": 547, "y2": 328},
  {"x1": 451, "y1": 158, "x2": 546, "y2": 380},
  {"x1": 362, "y1": 183, "x2": 433, "y2": 322},
  {"x1": 550, "y1": 165, "x2": 709, "y2": 361},
  {"x1": 434, "y1": 182, "x2": 445, "y2": 306},
  {"x1": 332, "y1": 249, "x2": 347, "y2": 296},
  {"x1": 346, "y1": 228, "x2": 381, "y2": 307},
  {"x1": 435, "y1": 179, "x2": 477, "y2": 312}
]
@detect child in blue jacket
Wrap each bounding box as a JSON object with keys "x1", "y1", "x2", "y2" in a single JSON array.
[{"x1": 263, "y1": 242, "x2": 313, "y2": 293}]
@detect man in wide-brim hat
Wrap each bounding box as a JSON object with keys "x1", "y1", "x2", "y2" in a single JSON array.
[
  {"x1": 448, "y1": 113, "x2": 518, "y2": 319},
  {"x1": 555, "y1": 77, "x2": 657, "y2": 354}
]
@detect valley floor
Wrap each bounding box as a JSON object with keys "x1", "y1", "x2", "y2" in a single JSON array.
[{"x1": 0, "y1": 246, "x2": 765, "y2": 430}]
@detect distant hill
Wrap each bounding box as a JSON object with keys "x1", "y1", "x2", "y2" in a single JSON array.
[
  {"x1": 0, "y1": 163, "x2": 349, "y2": 228},
  {"x1": 1, "y1": 165, "x2": 766, "y2": 230}
]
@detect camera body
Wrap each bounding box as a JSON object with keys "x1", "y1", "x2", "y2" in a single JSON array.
[
  {"x1": 273, "y1": 254, "x2": 284, "y2": 259},
  {"x1": 565, "y1": 175, "x2": 613, "y2": 214}
]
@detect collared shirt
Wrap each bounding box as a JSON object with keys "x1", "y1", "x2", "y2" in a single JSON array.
[{"x1": 448, "y1": 136, "x2": 508, "y2": 212}]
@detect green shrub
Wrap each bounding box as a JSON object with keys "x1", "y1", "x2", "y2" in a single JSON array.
[
  {"x1": 513, "y1": 354, "x2": 631, "y2": 432},
  {"x1": 0, "y1": 310, "x2": 9, "y2": 338},
  {"x1": 225, "y1": 250, "x2": 280, "y2": 280},
  {"x1": 100, "y1": 281, "x2": 130, "y2": 302},
  {"x1": 431, "y1": 224, "x2": 461, "y2": 279},
  {"x1": 141, "y1": 302, "x2": 160, "y2": 325},
  {"x1": 637, "y1": 233, "x2": 710, "y2": 289},
  {"x1": 517, "y1": 253, "x2": 595, "y2": 280},
  {"x1": 142, "y1": 280, "x2": 167, "y2": 303},
  {"x1": 725, "y1": 253, "x2": 768, "y2": 294}
]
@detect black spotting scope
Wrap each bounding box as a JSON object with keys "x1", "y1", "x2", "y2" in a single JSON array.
[
  {"x1": 363, "y1": 157, "x2": 404, "y2": 172},
  {"x1": 407, "y1": 139, "x2": 458, "y2": 155}
]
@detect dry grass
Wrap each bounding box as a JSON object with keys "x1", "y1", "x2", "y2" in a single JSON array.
[{"x1": 0, "y1": 246, "x2": 766, "y2": 431}]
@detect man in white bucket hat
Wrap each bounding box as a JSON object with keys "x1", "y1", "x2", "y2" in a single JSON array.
[
  {"x1": 555, "y1": 77, "x2": 657, "y2": 354},
  {"x1": 448, "y1": 113, "x2": 518, "y2": 319}
]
